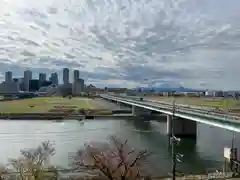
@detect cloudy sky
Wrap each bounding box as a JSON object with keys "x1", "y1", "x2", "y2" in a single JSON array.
[{"x1": 0, "y1": 0, "x2": 240, "y2": 90}]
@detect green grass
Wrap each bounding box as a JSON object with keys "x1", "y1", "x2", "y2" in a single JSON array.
[
  {"x1": 149, "y1": 96, "x2": 240, "y2": 109},
  {"x1": 0, "y1": 97, "x2": 91, "y2": 113}
]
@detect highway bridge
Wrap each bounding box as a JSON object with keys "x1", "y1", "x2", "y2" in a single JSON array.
[{"x1": 100, "y1": 94, "x2": 240, "y2": 138}]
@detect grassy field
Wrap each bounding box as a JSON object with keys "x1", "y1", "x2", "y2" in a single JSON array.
[
  {"x1": 147, "y1": 96, "x2": 240, "y2": 109},
  {"x1": 0, "y1": 97, "x2": 92, "y2": 113}
]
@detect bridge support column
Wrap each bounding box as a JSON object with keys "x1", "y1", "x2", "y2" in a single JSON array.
[
  {"x1": 132, "y1": 106, "x2": 152, "y2": 116},
  {"x1": 166, "y1": 115, "x2": 197, "y2": 139},
  {"x1": 116, "y1": 101, "x2": 122, "y2": 108},
  {"x1": 132, "y1": 106, "x2": 136, "y2": 115}
]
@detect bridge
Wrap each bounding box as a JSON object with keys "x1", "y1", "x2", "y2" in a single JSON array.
[{"x1": 100, "y1": 94, "x2": 240, "y2": 139}]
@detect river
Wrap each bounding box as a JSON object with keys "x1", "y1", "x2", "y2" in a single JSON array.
[{"x1": 0, "y1": 118, "x2": 239, "y2": 176}]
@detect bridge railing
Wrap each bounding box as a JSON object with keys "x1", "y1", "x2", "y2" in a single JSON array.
[{"x1": 102, "y1": 95, "x2": 240, "y2": 122}]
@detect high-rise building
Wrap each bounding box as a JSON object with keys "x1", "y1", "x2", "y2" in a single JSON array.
[
  {"x1": 17, "y1": 78, "x2": 24, "y2": 91},
  {"x1": 50, "y1": 72, "x2": 58, "y2": 85},
  {"x1": 5, "y1": 71, "x2": 12, "y2": 83},
  {"x1": 63, "y1": 68, "x2": 69, "y2": 85},
  {"x1": 13, "y1": 78, "x2": 21, "y2": 91},
  {"x1": 73, "y1": 70, "x2": 80, "y2": 82},
  {"x1": 24, "y1": 70, "x2": 32, "y2": 91},
  {"x1": 29, "y1": 79, "x2": 40, "y2": 92},
  {"x1": 39, "y1": 73, "x2": 46, "y2": 83},
  {"x1": 72, "y1": 78, "x2": 84, "y2": 95}
]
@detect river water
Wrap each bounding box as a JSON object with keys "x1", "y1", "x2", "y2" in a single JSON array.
[{"x1": 0, "y1": 118, "x2": 239, "y2": 176}]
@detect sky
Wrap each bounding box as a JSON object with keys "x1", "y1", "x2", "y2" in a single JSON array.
[{"x1": 0, "y1": 0, "x2": 240, "y2": 90}]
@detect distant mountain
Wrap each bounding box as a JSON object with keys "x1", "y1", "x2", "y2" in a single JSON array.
[
  {"x1": 104, "y1": 84, "x2": 120, "y2": 88},
  {"x1": 135, "y1": 83, "x2": 201, "y2": 92}
]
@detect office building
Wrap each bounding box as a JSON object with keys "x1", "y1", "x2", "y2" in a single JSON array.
[
  {"x1": 72, "y1": 78, "x2": 84, "y2": 95},
  {"x1": 24, "y1": 70, "x2": 32, "y2": 91},
  {"x1": 63, "y1": 68, "x2": 69, "y2": 85},
  {"x1": 73, "y1": 70, "x2": 80, "y2": 82},
  {"x1": 13, "y1": 78, "x2": 19, "y2": 83},
  {"x1": 13, "y1": 78, "x2": 21, "y2": 91},
  {"x1": 5, "y1": 71, "x2": 12, "y2": 83},
  {"x1": 29, "y1": 79, "x2": 40, "y2": 92},
  {"x1": 0, "y1": 82, "x2": 19, "y2": 94},
  {"x1": 16, "y1": 78, "x2": 24, "y2": 91},
  {"x1": 50, "y1": 73, "x2": 58, "y2": 85},
  {"x1": 41, "y1": 80, "x2": 52, "y2": 87},
  {"x1": 39, "y1": 73, "x2": 47, "y2": 83}
]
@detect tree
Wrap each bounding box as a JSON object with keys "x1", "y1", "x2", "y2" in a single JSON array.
[
  {"x1": 5, "y1": 141, "x2": 57, "y2": 180},
  {"x1": 73, "y1": 136, "x2": 150, "y2": 180}
]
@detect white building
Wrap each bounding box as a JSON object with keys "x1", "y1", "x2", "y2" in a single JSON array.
[
  {"x1": 63, "y1": 68, "x2": 69, "y2": 85},
  {"x1": 5, "y1": 71, "x2": 12, "y2": 83},
  {"x1": 24, "y1": 70, "x2": 32, "y2": 91},
  {"x1": 205, "y1": 91, "x2": 214, "y2": 97},
  {"x1": 72, "y1": 78, "x2": 84, "y2": 95}
]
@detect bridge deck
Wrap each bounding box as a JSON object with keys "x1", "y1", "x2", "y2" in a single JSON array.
[{"x1": 102, "y1": 95, "x2": 240, "y2": 132}]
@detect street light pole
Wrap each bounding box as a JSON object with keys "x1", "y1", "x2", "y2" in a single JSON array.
[
  {"x1": 171, "y1": 95, "x2": 183, "y2": 180},
  {"x1": 171, "y1": 97, "x2": 176, "y2": 180}
]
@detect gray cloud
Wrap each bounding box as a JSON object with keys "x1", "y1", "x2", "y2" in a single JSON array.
[{"x1": 0, "y1": 0, "x2": 240, "y2": 89}]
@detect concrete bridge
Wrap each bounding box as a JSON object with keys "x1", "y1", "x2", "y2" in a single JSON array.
[{"x1": 100, "y1": 94, "x2": 240, "y2": 139}]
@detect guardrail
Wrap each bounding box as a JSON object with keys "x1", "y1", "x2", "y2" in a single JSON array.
[
  {"x1": 101, "y1": 95, "x2": 240, "y2": 123},
  {"x1": 109, "y1": 95, "x2": 240, "y2": 120}
]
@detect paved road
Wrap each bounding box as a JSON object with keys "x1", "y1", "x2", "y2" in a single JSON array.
[{"x1": 106, "y1": 95, "x2": 240, "y2": 121}]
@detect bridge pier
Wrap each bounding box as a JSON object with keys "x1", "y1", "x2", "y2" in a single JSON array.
[
  {"x1": 167, "y1": 115, "x2": 197, "y2": 139},
  {"x1": 132, "y1": 106, "x2": 152, "y2": 116}
]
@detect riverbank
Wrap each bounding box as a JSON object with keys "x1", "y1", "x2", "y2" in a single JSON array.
[
  {"x1": 0, "y1": 108, "x2": 135, "y2": 120},
  {"x1": 0, "y1": 97, "x2": 92, "y2": 113},
  {"x1": 0, "y1": 97, "x2": 140, "y2": 120},
  {"x1": 0, "y1": 112, "x2": 165, "y2": 120}
]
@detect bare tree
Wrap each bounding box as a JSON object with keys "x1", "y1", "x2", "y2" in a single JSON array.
[
  {"x1": 73, "y1": 136, "x2": 150, "y2": 180},
  {"x1": 6, "y1": 141, "x2": 57, "y2": 180}
]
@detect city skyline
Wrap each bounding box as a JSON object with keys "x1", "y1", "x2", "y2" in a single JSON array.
[
  {"x1": 0, "y1": 68, "x2": 86, "y2": 95},
  {"x1": 0, "y1": 69, "x2": 84, "y2": 85}
]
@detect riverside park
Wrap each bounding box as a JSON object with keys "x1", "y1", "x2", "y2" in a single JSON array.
[
  {"x1": 0, "y1": 96, "x2": 240, "y2": 114},
  {"x1": 0, "y1": 97, "x2": 92, "y2": 113}
]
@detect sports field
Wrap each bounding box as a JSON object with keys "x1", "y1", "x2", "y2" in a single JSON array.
[{"x1": 0, "y1": 97, "x2": 91, "y2": 113}]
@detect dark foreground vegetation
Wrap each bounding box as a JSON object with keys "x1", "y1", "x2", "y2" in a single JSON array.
[{"x1": 0, "y1": 136, "x2": 150, "y2": 180}]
